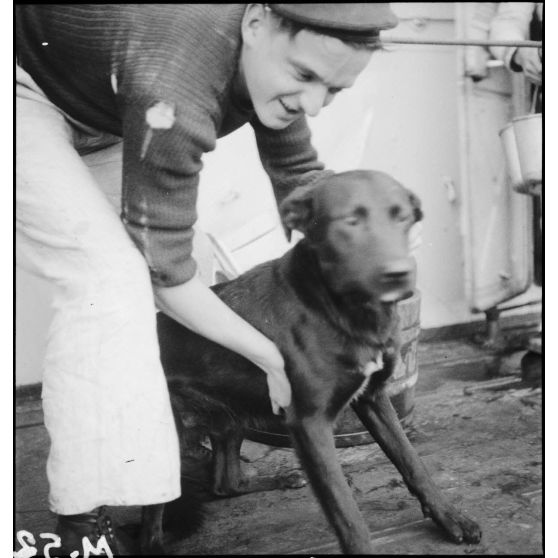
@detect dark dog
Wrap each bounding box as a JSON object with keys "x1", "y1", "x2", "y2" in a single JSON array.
[{"x1": 140, "y1": 170, "x2": 481, "y2": 554}]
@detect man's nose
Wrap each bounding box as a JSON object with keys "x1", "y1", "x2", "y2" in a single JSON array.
[{"x1": 300, "y1": 84, "x2": 328, "y2": 117}]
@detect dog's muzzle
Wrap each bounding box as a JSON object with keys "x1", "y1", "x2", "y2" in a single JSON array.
[{"x1": 376, "y1": 257, "x2": 415, "y2": 302}]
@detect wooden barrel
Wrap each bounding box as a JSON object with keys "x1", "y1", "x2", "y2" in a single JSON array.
[{"x1": 246, "y1": 290, "x2": 421, "y2": 448}]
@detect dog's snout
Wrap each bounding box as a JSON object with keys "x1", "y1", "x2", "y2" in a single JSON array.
[
  {"x1": 374, "y1": 258, "x2": 416, "y2": 302},
  {"x1": 383, "y1": 267, "x2": 410, "y2": 279},
  {"x1": 380, "y1": 259, "x2": 414, "y2": 281},
  {"x1": 382, "y1": 270, "x2": 409, "y2": 282}
]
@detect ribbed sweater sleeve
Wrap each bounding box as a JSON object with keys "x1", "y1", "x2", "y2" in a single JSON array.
[
  {"x1": 119, "y1": 85, "x2": 216, "y2": 287},
  {"x1": 252, "y1": 116, "x2": 333, "y2": 208},
  {"x1": 113, "y1": 7, "x2": 233, "y2": 286}
]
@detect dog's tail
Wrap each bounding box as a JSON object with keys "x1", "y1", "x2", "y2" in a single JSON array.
[{"x1": 163, "y1": 474, "x2": 207, "y2": 537}]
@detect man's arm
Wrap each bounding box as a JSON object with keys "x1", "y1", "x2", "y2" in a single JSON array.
[
  {"x1": 489, "y1": 3, "x2": 536, "y2": 71},
  {"x1": 251, "y1": 115, "x2": 333, "y2": 209},
  {"x1": 463, "y1": 3, "x2": 499, "y2": 82},
  {"x1": 119, "y1": 89, "x2": 291, "y2": 412},
  {"x1": 154, "y1": 276, "x2": 291, "y2": 414}
]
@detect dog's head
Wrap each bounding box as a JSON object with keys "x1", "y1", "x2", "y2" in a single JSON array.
[{"x1": 280, "y1": 170, "x2": 423, "y2": 303}]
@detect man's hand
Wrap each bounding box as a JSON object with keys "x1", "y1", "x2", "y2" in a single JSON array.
[
  {"x1": 464, "y1": 46, "x2": 490, "y2": 82},
  {"x1": 513, "y1": 47, "x2": 542, "y2": 85},
  {"x1": 259, "y1": 348, "x2": 292, "y2": 414}
]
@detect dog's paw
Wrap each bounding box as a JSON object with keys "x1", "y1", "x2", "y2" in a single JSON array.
[
  {"x1": 426, "y1": 505, "x2": 482, "y2": 544},
  {"x1": 279, "y1": 470, "x2": 307, "y2": 489},
  {"x1": 446, "y1": 512, "x2": 482, "y2": 544},
  {"x1": 140, "y1": 536, "x2": 167, "y2": 556},
  {"x1": 461, "y1": 517, "x2": 482, "y2": 544}
]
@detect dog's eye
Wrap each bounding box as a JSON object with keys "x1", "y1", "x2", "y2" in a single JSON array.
[
  {"x1": 344, "y1": 207, "x2": 368, "y2": 226},
  {"x1": 343, "y1": 215, "x2": 360, "y2": 226}
]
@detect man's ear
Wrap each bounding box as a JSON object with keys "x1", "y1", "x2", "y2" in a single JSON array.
[
  {"x1": 241, "y1": 4, "x2": 268, "y2": 47},
  {"x1": 407, "y1": 189, "x2": 423, "y2": 223},
  {"x1": 279, "y1": 185, "x2": 316, "y2": 242}
]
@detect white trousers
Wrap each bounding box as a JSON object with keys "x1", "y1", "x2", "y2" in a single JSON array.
[{"x1": 16, "y1": 64, "x2": 181, "y2": 514}]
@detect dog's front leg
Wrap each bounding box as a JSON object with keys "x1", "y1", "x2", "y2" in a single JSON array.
[
  {"x1": 351, "y1": 374, "x2": 481, "y2": 544},
  {"x1": 288, "y1": 416, "x2": 372, "y2": 554},
  {"x1": 140, "y1": 504, "x2": 166, "y2": 555},
  {"x1": 210, "y1": 429, "x2": 244, "y2": 496}
]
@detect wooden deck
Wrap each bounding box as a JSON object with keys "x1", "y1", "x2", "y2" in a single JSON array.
[{"x1": 15, "y1": 325, "x2": 542, "y2": 555}]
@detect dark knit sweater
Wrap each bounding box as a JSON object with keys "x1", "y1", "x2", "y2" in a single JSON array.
[{"x1": 16, "y1": 4, "x2": 329, "y2": 286}]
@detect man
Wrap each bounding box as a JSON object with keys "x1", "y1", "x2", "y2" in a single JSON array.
[
  {"x1": 16, "y1": 4, "x2": 397, "y2": 553},
  {"x1": 489, "y1": 2, "x2": 542, "y2": 86}
]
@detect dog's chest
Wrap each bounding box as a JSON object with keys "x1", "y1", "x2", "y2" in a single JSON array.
[
  {"x1": 328, "y1": 341, "x2": 385, "y2": 406},
  {"x1": 350, "y1": 347, "x2": 384, "y2": 400}
]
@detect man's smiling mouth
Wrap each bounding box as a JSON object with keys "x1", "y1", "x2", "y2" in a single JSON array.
[{"x1": 279, "y1": 99, "x2": 299, "y2": 116}]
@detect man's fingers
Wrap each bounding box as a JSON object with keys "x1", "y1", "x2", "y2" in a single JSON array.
[{"x1": 267, "y1": 373, "x2": 292, "y2": 414}]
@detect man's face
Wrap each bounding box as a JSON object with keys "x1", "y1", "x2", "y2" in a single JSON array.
[{"x1": 239, "y1": 5, "x2": 373, "y2": 130}]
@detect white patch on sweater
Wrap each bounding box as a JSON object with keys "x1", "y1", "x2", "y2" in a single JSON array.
[
  {"x1": 111, "y1": 73, "x2": 118, "y2": 94},
  {"x1": 141, "y1": 101, "x2": 176, "y2": 159},
  {"x1": 145, "y1": 102, "x2": 176, "y2": 129}
]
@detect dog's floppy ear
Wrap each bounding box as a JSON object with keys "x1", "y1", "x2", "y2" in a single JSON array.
[
  {"x1": 407, "y1": 190, "x2": 423, "y2": 223},
  {"x1": 279, "y1": 185, "x2": 316, "y2": 242}
]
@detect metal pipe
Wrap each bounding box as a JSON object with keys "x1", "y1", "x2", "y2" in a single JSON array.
[
  {"x1": 382, "y1": 38, "x2": 542, "y2": 48},
  {"x1": 499, "y1": 299, "x2": 542, "y2": 313}
]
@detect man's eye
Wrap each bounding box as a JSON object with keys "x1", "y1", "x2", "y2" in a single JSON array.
[{"x1": 297, "y1": 71, "x2": 313, "y2": 82}]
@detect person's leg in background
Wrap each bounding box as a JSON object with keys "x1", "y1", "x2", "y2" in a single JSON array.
[{"x1": 16, "y1": 64, "x2": 180, "y2": 552}]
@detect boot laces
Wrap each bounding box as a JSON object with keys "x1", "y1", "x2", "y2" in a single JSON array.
[{"x1": 92, "y1": 507, "x2": 116, "y2": 543}]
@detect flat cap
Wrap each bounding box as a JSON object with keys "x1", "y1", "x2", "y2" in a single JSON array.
[{"x1": 269, "y1": 4, "x2": 398, "y2": 41}]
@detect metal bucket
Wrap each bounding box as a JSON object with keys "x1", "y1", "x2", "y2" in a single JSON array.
[
  {"x1": 499, "y1": 123, "x2": 524, "y2": 191},
  {"x1": 246, "y1": 290, "x2": 421, "y2": 448},
  {"x1": 513, "y1": 114, "x2": 542, "y2": 186}
]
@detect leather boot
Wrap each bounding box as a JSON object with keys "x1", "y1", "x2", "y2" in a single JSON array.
[{"x1": 54, "y1": 506, "x2": 121, "y2": 556}]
